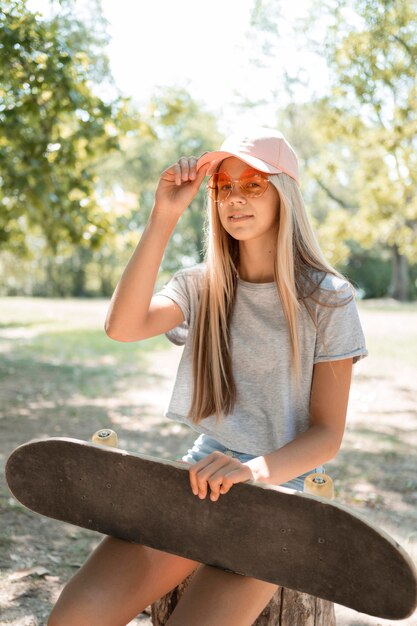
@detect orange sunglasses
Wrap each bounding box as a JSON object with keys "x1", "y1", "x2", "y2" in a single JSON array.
[{"x1": 206, "y1": 171, "x2": 270, "y2": 203}]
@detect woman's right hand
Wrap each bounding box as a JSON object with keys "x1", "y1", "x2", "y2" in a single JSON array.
[{"x1": 153, "y1": 156, "x2": 210, "y2": 219}]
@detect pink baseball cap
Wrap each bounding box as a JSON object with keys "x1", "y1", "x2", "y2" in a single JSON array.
[{"x1": 197, "y1": 127, "x2": 299, "y2": 185}]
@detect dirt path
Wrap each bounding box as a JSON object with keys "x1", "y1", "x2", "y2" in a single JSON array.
[{"x1": 1, "y1": 298, "x2": 416, "y2": 625}]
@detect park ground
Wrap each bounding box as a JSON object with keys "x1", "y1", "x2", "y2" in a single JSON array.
[{"x1": 0, "y1": 296, "x2": 416, "y2": 626}]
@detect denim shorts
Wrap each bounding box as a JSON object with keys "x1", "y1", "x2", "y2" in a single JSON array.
[{"x1": 181, "y1": 433, "x2": 324, "y2": 492}]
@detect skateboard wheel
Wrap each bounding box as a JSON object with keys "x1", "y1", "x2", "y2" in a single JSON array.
[
  {"x1": 304, "y1": 473, "x2": 334, "y2": 499},
  {"x1": 92, "y1": 429, "x2": 118, "y2": 448}
]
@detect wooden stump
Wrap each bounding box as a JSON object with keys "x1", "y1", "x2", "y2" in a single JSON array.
[{"x1": 151, "y1": 572, "x2": 336, "y2": 625}]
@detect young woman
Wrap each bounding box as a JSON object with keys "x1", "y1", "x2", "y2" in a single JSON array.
[{"x1": 48, "y1": 128, "x2": 367, "y2": 626}]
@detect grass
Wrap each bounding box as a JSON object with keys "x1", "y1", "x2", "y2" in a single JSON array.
[
  {"x1": 0, "y1": 298, "x2": 169, "y2": 405},
  {"x1": 357, "y1": 301, "x2": 417, "y2": 370}
]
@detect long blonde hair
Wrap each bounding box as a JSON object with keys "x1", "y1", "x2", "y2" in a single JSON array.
[{"x1": 189, "y1": 170, "x2": 349, "y2": 425}]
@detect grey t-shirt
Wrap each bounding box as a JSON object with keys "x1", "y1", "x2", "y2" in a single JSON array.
[{"x1": 156, "y1": 265, "x2": 367, "y2": 456}]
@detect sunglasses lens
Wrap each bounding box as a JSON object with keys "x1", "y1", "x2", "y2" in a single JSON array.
[
  {"x1": 206, "y1": 173, "x2": 232, "y2": 200},
  {"x1": 207, "y1": 172, "x2": 269, "y2": 201},
  {"x1": 240, "y1": 174, "x2": 269, "y2": 197}
]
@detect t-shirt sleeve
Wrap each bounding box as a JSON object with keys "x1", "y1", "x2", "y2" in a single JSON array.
[
  {"x1": 155, "y1": 269, "x2": 191, "y2": 324},
  {"x1": 154, "y1": 268, "x2": 195, "y2": 346},
  {"x1": 313, "y1": 277, "x2": 368, "y2": 364}
]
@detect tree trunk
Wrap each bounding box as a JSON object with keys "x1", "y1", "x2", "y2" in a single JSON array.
[
  {"x1": 151, "y1": 572, "x2": 336, "y2": 625},
  {"x1": 388, "y1": 244, "x2": 410, "y2": 301},
  {"x1": 72, "y1": 246, "x2": 89, "y2": 297}
]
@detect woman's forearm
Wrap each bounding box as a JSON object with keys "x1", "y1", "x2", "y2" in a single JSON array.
[
  {"x1": 104, "y1": 207, "x2": 178, "y2": 341},
  {"x1": 245, "y1": 424, "x2": 342, "y2": 486},
  {"x1": 104, "y1": 158, "x2": 208, "y2": 342}
]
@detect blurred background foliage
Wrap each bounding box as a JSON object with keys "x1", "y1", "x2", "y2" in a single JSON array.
[{"x1": 0, "y1": 0, "x2": 416, "y2": 299}]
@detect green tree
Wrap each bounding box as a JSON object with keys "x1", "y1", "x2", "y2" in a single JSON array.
[
  {"x1": 0, "y1": 84, "x2": 222, "y2": 297},
  {"x1": 302, "y1": 0, "x2": 417, "y2": 300},
  {"x1": 249, "y1": 0, "x2": 417, "y2": 300},
  {"x1": 0, "y1": 0, "x2": 134, "y2": 256}
]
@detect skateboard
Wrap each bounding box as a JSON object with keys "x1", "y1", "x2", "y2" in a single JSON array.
[{"x1": 5, "y1": 434, "x2": 417, "y2": 621}]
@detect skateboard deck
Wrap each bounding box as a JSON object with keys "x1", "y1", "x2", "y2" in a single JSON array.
[{"x1": 5, "y1": 437, "x2": 417, "y2": 620}]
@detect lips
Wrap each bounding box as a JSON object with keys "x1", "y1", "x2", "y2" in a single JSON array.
[{"x1": 228, "y1": 214, "x2": 253, "y2": 221}]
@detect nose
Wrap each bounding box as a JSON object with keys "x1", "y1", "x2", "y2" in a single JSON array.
[{"x1": 225, "y1": 181, "x2": 246, "y2": 204}]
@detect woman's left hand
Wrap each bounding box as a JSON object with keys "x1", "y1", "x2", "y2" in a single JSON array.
[{"x1": 188, "y1": 451, "x2": 255, "y2": 502}]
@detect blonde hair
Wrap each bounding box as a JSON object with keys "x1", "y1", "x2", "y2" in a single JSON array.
[{"x1": 189, "y1": 170, "x2": 349, "y2": 425}]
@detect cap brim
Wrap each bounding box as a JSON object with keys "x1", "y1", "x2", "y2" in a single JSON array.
[{"x1": 197, "y1": 151, "x2": 283, "y2": 176}]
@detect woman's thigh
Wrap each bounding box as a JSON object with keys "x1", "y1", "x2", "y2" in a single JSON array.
[
  {"x1": 167, "y1": 565, "x2": 278, "y2": 626},
  {"x1": 48, "y1": 536, "x2": 199, "y2": 626}
]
